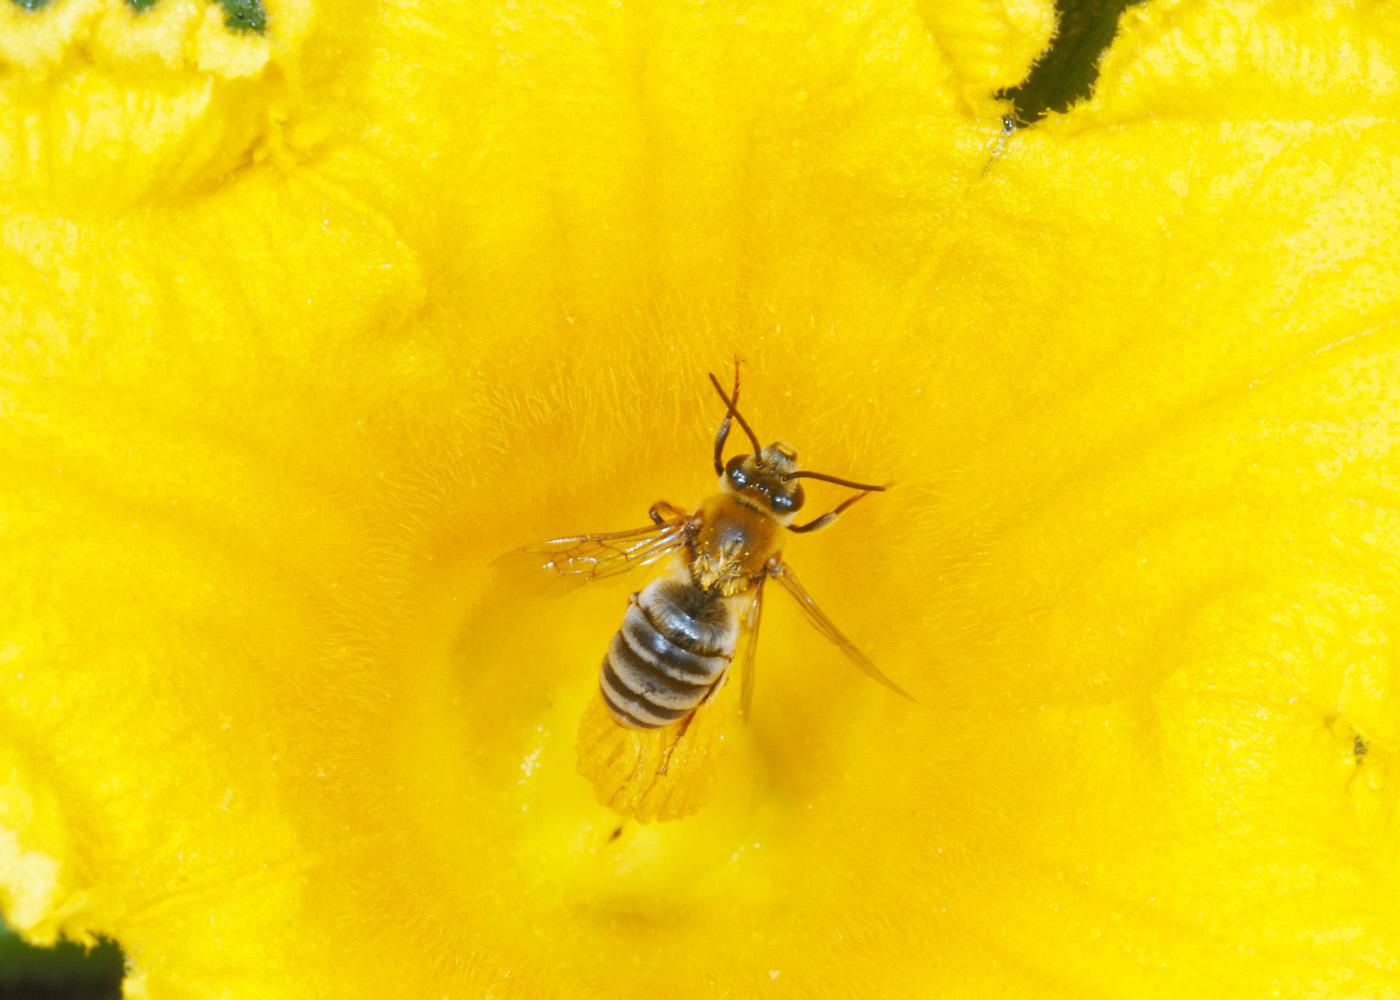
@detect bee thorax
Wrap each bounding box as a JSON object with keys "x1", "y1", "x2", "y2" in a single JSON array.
[
  {"x1": 692, "y1": 493, "x2": 785, "y2": 591},
  {"x1": 689, "y1": 551, "x2": 749, "y2": 595}
]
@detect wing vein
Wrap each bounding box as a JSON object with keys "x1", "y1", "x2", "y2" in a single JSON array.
[{"x1": 770, "y1": 561, "x2": 915, "y2": 701}]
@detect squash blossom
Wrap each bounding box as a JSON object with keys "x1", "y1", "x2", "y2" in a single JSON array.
[{"x1": 3, "y1": 0, "x2": 1400, "y2": 995}]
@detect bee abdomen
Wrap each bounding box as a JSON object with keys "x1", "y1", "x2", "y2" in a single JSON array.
[{"x1": 600, "y1": 578, "x2": 738, "y2": 730}]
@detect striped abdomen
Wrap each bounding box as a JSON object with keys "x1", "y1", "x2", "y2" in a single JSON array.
[{"x1": 600, "y1": 575, "x2": 739, "y2": 729}]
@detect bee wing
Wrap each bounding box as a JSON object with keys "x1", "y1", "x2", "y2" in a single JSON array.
[
  {"x1": 738, "y1": 577, "x2": 765, "y2": 719},
  {"x1": 769, "y1": 560, "x2": 915, "y2": 701},
  {"x1": 505, "y1": 514, "x2": 695, "y2": 587}
]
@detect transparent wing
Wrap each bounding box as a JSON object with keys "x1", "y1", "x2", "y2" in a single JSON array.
[
  {"x1": 509, "y1": 513, "x2": 695, "y2": 585},
  {"x1": 738, "y1": 577, "x2": 765, "y2": 719},
  {"x1": 770, "y1": 560, "x2": 915, "y2": 701}
]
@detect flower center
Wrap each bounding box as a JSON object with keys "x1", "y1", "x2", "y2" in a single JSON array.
[{"x1": 0, "y1": 0, "x2": 312, "y2": 211}]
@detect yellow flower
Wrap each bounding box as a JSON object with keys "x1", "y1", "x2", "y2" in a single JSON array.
[{"x1": 4, "y1": 0, "x2": 1400, "y2": 996}]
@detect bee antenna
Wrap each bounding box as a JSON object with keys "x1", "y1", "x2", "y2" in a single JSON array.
[
  {"x1": 707, "y1": 370, "x2": 763, "y2": 456},
  {"x1": 787, "y1": 470, "x2": 890, "y2": 492}
]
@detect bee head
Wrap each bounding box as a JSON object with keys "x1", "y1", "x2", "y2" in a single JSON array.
[
  {"x1": 723, "y1": 442, "x2": 805, "y2": 515},
  {"x1": 708, "y1": 366, "x2": 889, "y2": 521}
]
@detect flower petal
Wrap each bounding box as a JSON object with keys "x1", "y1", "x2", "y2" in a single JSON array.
[
  {"x1": 898, "y1": 3, "x2": 1400, "y2": 992},
  {"x1": 7, "y1": 0, "x2": 1400, "y2": 997},
  {"x1": 918, "y1": 0, "x2": 1056, "y2": 116},
  {"x1": 2, "y1": 0, "x2": 1056, "y2": 993}
]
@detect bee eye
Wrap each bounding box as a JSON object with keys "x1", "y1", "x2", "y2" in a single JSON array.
[
  {"x1": 725, "y1": 455, "x2": 749, "y2": 487},
  {"x1": 770, "y1": 483, "x2": 803, "y2": 513}
]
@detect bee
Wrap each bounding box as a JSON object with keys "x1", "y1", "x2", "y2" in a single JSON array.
[{"x1": 525, "y1": 364, "x2": 912, "y2": 744}]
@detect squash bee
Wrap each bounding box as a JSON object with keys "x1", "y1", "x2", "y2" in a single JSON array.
[{"x1": 525, "y1": 364, "x2": 911, "y2": 739}]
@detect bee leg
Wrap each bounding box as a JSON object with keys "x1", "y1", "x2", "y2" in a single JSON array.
[
  {"x1": 649, "y1": 500, "x2": 689, "y2": 525},
  {"x1": 787, "y1": 489, "x2": 874, "y2": 534},
  {"x1": 657, "y1": 712, "x2": 696, "y2": 776}
]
